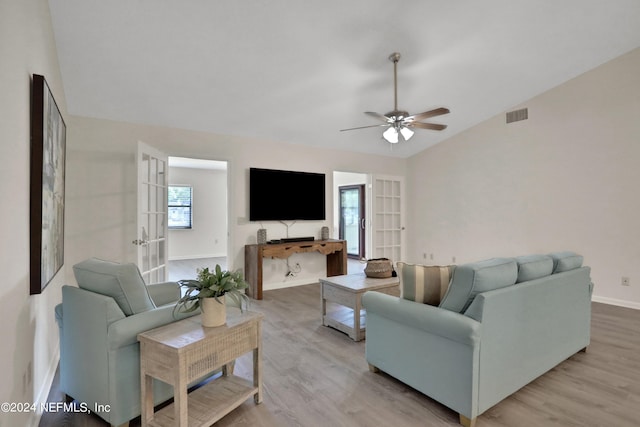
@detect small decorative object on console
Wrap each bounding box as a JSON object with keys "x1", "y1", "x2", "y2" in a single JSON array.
[
  {"x1": 321, "y1": 226, "x2": 330, "y2": 240},
  {"x1": 257, "y1": 228, "x2": 267, "y2": 244},
  {"x1": 364, "y1": 258, "x2": 395, "y2": 278}
]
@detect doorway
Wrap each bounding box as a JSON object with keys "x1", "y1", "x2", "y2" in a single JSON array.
[
  {"x1": 166, "y1": 157, "x2": 229, "y2": 281},
  {"x1": 339, "y1": 185, "x2": 366, "y2": 260}
]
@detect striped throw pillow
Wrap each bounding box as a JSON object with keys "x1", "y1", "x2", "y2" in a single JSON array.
[{"x1": 398, "y1": 262, "x2": 454, "y2": 306}]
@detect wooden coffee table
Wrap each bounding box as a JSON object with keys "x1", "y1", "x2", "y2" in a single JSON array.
[
  {"x1": 320, "y1": 273, "x2": 399, "y2": 341},
  {"x1": 138, "y1": 308, "x2": 263, "y2": 427}
]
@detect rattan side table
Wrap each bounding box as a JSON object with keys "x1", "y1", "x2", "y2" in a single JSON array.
[{"x1": 138, "y1": 309, "x2": 263, "y2": 426}]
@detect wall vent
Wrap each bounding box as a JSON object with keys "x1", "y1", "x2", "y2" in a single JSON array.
[{"x1": 506, "y1": 108, "x2": 528, "y2": 124}]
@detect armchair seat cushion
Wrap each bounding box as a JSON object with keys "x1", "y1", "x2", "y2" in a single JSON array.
[{"x1": 73, "y1": 258, "x2": 155, "y2": 316}]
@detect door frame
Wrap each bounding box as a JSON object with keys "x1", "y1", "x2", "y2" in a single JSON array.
[{"x1": 338, "y1": 184, "x2": 366, "y2": 260}]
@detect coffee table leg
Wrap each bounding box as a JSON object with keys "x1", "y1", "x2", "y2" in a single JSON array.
[
  {"x1": 353, "y1": 294, "x2": 362, "y2": 341},
  {"x1": 320, "y1": 282, "x2": 327, "y2": 326}
]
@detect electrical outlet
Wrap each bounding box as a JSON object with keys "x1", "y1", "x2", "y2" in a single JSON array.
[
  {"x1": 452, "y1": 256, "x2": 456, "y2": 263},
  {"x1": 622, "y1": 277, "x2": 630, "y2": 286},
  {"x1": 430, "y1": 253, "x2": 434, "y2": 260},
  {"x1": 423, "y1": 253, "x2": 427, "y2": 259}
]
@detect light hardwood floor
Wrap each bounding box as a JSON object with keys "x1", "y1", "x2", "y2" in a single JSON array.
[
  {"x1": 168, "y1": 257, "x2": 228, "y2": 282},
  {"x1": 40, "y1": 285, "x2": 640, "y2": 427}
]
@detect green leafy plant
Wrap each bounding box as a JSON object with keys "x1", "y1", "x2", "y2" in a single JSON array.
[{"x1": 174, "y1": 265, "x2": 250, "y2": 314}]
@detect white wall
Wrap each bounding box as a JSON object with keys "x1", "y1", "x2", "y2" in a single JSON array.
[
  {"x1": 0, "y1": 1, "x2": 68, "y2": 426},
  {"x1": 65, "y1": 118, "x2": 408, "y2": 292},
  {"x1": 406, "y1": 47, "x2": 640, "y2": 309},
  {"x1": 169, "y1": 166, "x2": 228, "y2": 260}
]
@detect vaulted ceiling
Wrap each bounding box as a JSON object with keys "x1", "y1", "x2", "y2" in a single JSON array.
[{"x1": 48, "y1": 1, "x2": 640, "y2": 158}]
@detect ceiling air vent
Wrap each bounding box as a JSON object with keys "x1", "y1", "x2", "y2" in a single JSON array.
[{"x1": 506, "y1": 108, "x2": 528, "y2": 124}]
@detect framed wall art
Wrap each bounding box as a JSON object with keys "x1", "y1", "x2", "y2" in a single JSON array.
[{"x1": 30, "y1": 74, "x2": 66, "y2": 295}]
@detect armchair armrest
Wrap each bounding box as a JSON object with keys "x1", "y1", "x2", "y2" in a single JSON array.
[
  {"x1": 362, "y1": 291, "x2": 481, "y2": 347},
  {"x1": 108, "y1": 304, "x2": 199, "y2": 349},
  {"x1": 147, "y1": 281, "x2": 180, "y2": 307}
]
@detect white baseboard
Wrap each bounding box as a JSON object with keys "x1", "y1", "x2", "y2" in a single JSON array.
[
  {"x1": 169, "y1": 253, "x2": 226, "y2": 261},
  {"x1": 592, "y1": 295, "x2": 640, "y2": 310},
  {"x1": 30, "y1": 345, "x2": 60, "y2": 427}
]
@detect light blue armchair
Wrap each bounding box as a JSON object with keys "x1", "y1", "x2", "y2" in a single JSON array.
[{"x1": 54, "y1": 258, "x2": 202, "y2": 427}]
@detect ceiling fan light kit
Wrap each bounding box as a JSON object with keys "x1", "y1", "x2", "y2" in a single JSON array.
[{"x1": 341, "y1": 52, "x2": 450, "y2": 144}]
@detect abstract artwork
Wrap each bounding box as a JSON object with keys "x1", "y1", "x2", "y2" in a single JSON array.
[{"x1": 30, "y1": 74, "x2": 66, "y2": 294}]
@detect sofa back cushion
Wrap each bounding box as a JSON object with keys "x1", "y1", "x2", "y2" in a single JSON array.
[
  {"x1": 549, "y1": 251, "x2": 583, "y2": 273},
  {"x1": 439, "y1": 258, "x2": 518, "y2": 313},
  {"x1": 516, "y1": 254, "x2": 553, "y2": 282},
  {"x1": 73, "y1": 258, "x2": 155, "y2": 316},
  {"x1": 398, "y1": 262, "x2": 454, "y2": 306}
]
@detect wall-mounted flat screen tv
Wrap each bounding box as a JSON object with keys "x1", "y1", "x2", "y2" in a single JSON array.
[{"x1": 249, "y1": 168, "x2": 326, "y2": 221}]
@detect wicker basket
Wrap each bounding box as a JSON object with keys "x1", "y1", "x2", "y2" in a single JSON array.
[{"x1": 364, "y1": 258, "x2": 393, "y2": 278}]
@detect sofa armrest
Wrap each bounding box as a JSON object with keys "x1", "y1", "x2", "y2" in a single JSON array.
[
  {"x1": 147, "y1": 281, "x2": 180, "y2": 307},
  {"x1": 362, "y1": 291, "x2": 481, "y2": 346},
  {"x1": 108, "y1": 304, "x2": 199, "y2": 349}
]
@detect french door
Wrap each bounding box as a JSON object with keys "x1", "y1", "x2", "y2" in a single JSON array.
[
  {"x1": 135, "y1": 141, "x2": 168, "y2": 284},
  {"x1": 369, "y1": 175, "x2": 404, "y2": 263},
  {"x1": 339, "y1": 185, "x2": 366, "y2": 259}
]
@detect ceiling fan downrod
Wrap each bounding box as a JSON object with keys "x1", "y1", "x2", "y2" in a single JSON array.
[{"x1": 390, "y1": 52, "x2": 401, "y2": 112}]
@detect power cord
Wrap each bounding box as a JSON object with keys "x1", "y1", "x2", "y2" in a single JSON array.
[{"x1": 283, "y1": 259, "x2": 302, "y2": 278}]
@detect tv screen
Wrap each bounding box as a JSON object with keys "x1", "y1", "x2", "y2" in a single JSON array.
[{"x1": 249, "y1": 168, "x2": 326, "y2": 221}]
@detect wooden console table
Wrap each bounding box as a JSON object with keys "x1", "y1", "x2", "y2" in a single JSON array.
[{"x1": 244, "y1": 239, "x2": 347, "y2": 300}]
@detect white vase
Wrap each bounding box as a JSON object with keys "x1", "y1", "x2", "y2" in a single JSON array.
[{"x1": 201, "y1": 295, "x2": 226, "y2": 327}]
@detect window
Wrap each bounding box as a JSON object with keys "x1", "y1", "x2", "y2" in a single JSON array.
[{"x1": 168, "y1": 185, "x2": 193, "y2": 229}]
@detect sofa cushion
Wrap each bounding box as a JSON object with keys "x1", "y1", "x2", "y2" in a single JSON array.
[
  {"x1": 549, "y1": 251, "x2": 583, "y2": 273},
  {"x1": 73, "y1": 258, "x2": 155, "y2": 316},
  {"x1": 398, "y1": 262, "x2": 454, "y2": 306},
  {"x1": 516, "y1": 255, "x2": 553, "y2": 282},
  {"x1": 439, "y1": 258, "x2": 518, "y2": 313}
]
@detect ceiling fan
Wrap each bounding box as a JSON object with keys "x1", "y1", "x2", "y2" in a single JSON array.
[{"x1": 341, "y1": 52, "x2": 450, "y2": 144}]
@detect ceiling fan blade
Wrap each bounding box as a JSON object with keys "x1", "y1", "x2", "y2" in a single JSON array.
[
  {"x1": 340, "y1": 123, "x2": 390, "y2": 132},
  {"x1": 365, "y1": 111, "x2": 391, "y2": 122},
  {"x1": 408, "y1": 107, "x2": 450, "y2": 122},
  {"x1": 410, "y1": 122, "x2": 448, "y2": 131}
]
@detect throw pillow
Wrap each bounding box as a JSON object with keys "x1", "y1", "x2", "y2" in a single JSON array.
[{"x1": 398, "y1": 262, "x2": 454, "y2": 306}]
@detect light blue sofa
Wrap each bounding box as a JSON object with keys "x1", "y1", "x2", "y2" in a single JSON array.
[
  {"x1": 54, "y1": 258, "x2": 206, "y2": 427},
  {"x1": 362, "y1": 252, "x2": 593, "y2": 427}
]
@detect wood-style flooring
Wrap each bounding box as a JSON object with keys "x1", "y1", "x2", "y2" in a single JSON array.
[
  {"x1": 40, "y1": 285, "x2": 640, "y2": 427},
  {"x1": 168, "y1": 257, "x2": 228, "y2": 282}
]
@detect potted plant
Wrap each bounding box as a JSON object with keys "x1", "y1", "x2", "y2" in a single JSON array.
[{"x1": 174, "y1": 265, "x2": 250, "y2": 327}]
